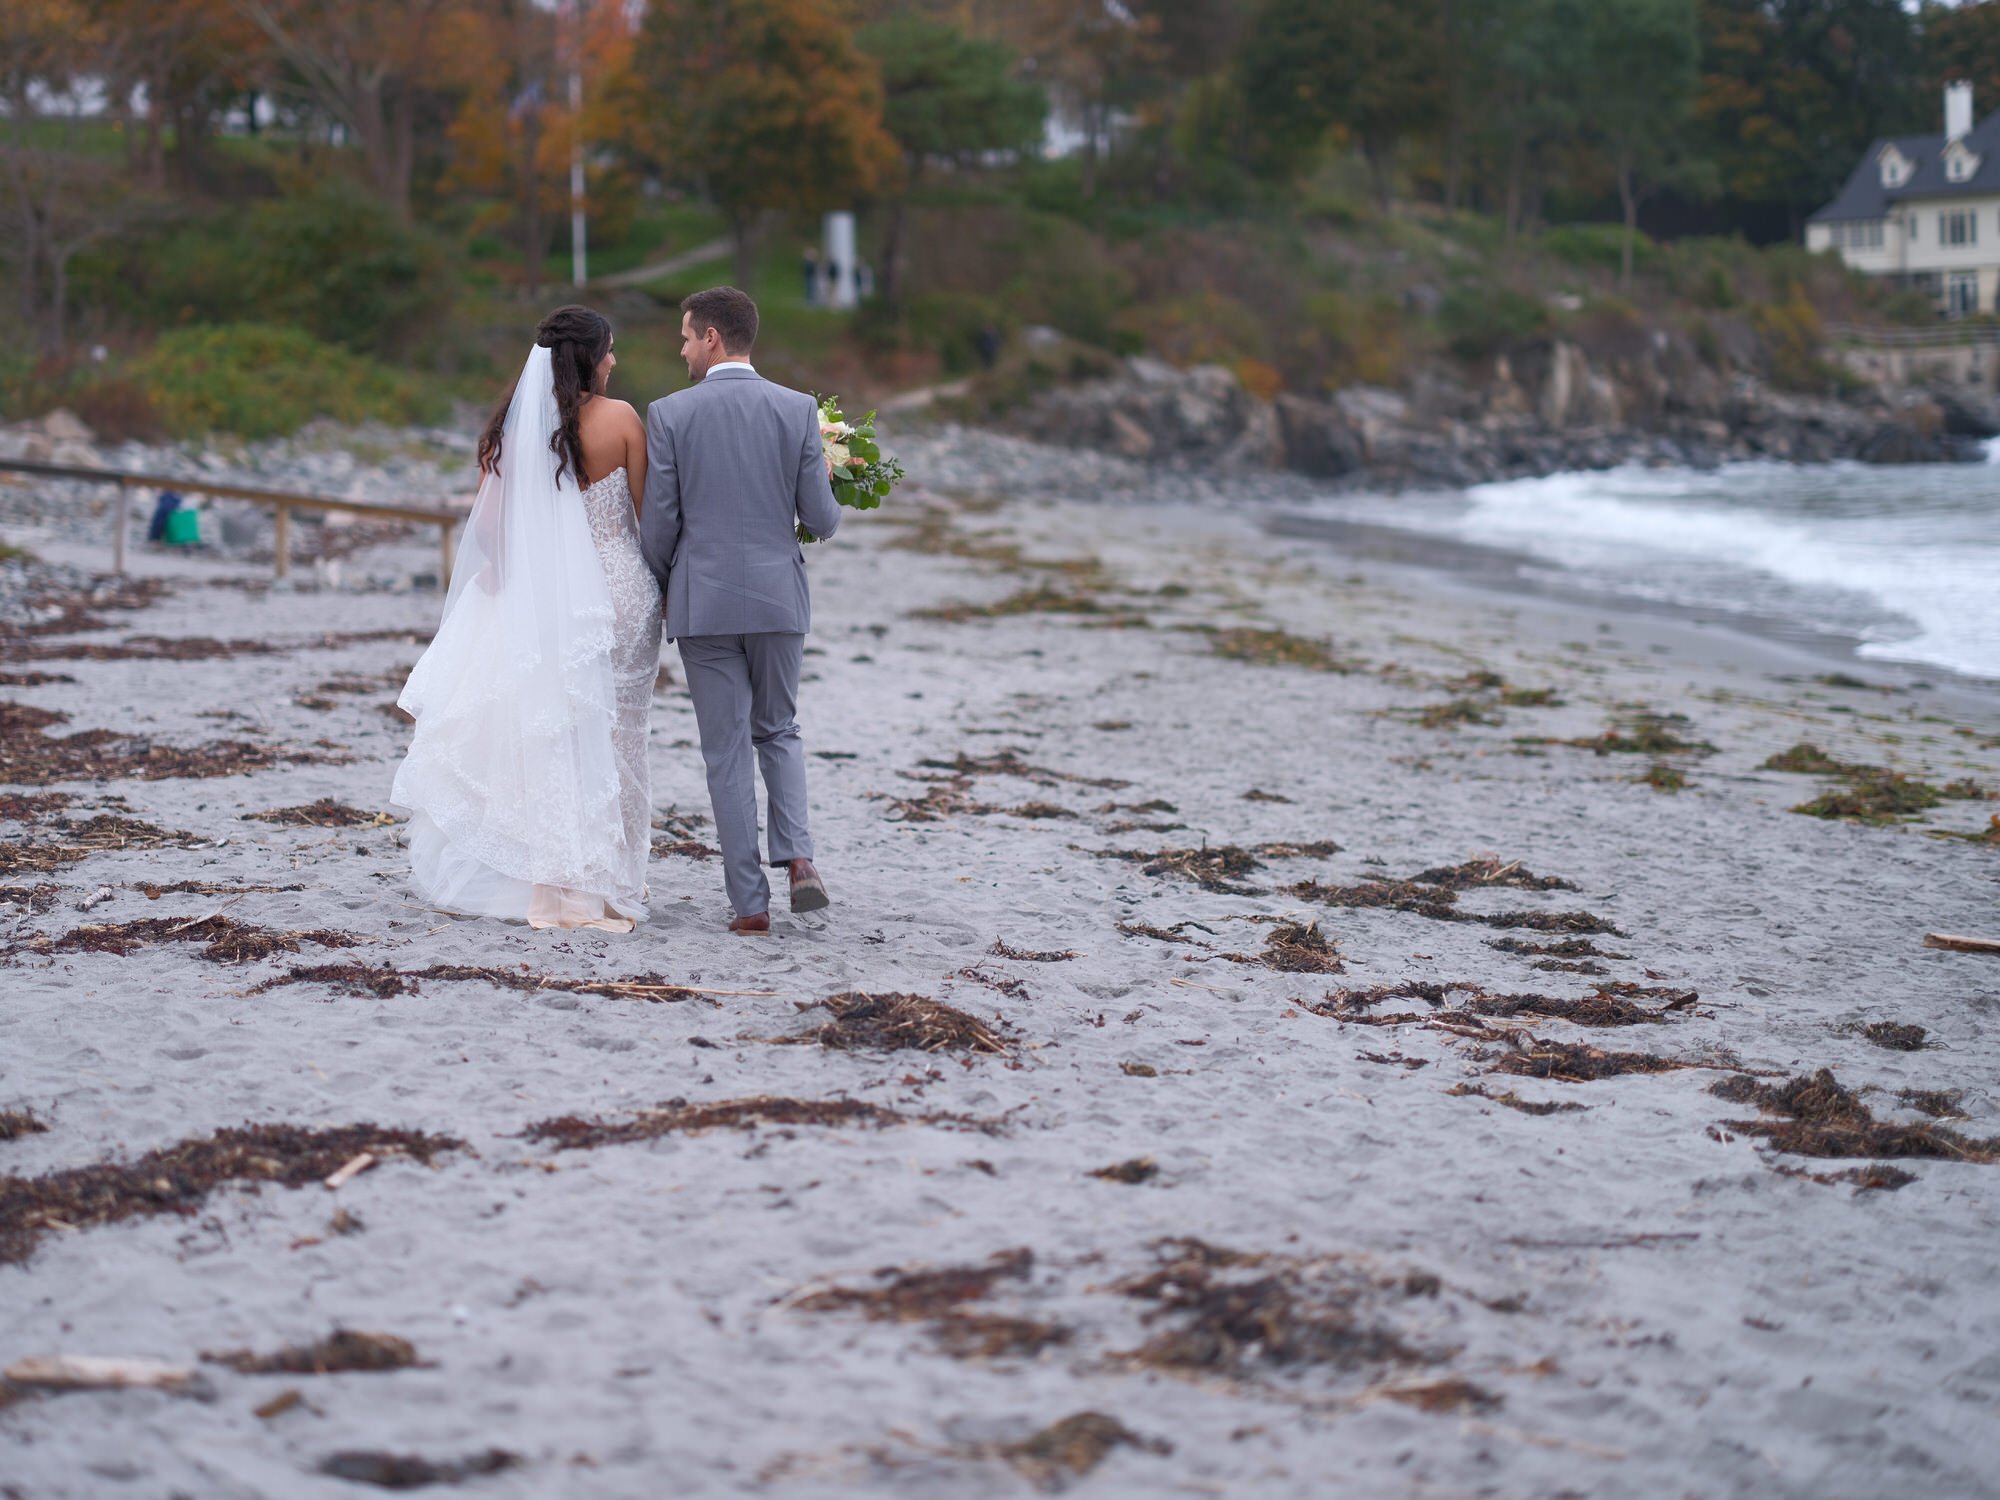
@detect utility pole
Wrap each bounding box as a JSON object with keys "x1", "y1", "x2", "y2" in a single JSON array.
[{"x1": 568, "y1": 0, "x2": 587, "y2": 287}]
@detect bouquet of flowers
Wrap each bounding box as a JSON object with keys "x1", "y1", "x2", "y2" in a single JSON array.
[{"x1": 800, "y1": 395, "x2": 903, "y2": 543}]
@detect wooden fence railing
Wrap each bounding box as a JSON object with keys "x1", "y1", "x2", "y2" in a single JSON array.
[
  {"x1": 1823, "y1": 321, "x2": 2000, "y2": 349},
  {"x1": 0, "y1": 458, "x2": 462, "y2": 584}
]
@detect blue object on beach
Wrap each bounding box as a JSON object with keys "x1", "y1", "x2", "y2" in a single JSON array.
[{"x1": 147, "y1": 490, "x2": 182, "y2": 542}]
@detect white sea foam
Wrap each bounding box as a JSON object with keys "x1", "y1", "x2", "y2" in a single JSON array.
[{"x1": 1316, "y1": 462, "x2": 2000, "y2": 680}]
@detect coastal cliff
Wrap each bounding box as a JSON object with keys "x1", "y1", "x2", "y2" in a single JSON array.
[{"x1": 997, "y1": 336, "x2": 2000, "y2": 489}]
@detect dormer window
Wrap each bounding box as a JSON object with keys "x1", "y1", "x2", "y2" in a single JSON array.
[
  {"x1": 1946, "y1": 141, "x2": 1981, "y2": 182},
  {"x1": 1881, "y1": 146, "x2": 1912, "y2": 188}
]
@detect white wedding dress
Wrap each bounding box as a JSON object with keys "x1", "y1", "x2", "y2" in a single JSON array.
[{"x1": 391, "y1": 345, "x2": 663, "y2": 931}]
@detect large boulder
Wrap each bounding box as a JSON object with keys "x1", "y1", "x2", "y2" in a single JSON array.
[{"x1": 1273, "y1": 395, "x2": 1364, "y2": 478}]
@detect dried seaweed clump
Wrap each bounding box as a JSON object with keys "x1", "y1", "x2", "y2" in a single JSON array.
[
  {"x1": 1291, "y1": 876, "x2": 1623, "y2": 936},
  {"x1": 247, "y1": 962, "x2": 703, "y2": 1003},
  {"x1": 248, "y1": 799, "x2": 398, "y2": 828},
  {"x1": 988, "y1": 1413, "x2": 1169, "y2": 1491},
  {"x1": 318, "y1": 1450, "x2": 519, "y2": 1487},
  {"x1": 0, "y1": 808, "x2": 208, "y2": 877},
  {"x1": 1571, "y1": 711, "x2": 1717, "y2": 758},
  {"x1": 1446, "y1": 1083, "x2": 1587, "y2": 1115},
  {"x1": 1762, "y1": 743, "x2": 1963, "y2": 825},
  {"x1": 523, "y1": 1095, "x2": 941, "y2": 1150},
  {"x1": 795, "y1": 1247, "x2": 1033, "y2": 1320},
  {"x1": 1222, "y1": 920, "x2": 1344, "y2": 974},
  {"x1": 1485, "y1": 1034, "x2": 1693, "y2": 1083},
  {"x1": 0, "y1": 698, "x2": 329, "y2": 785},
  {"x1": 1198, "y1": 626, "x2": 1361, "y2": 673},
  {"x1": 1113, "y1": 1239, "x2": 1431, "y2": 1378},
  {"x1": 792, "y1": 1248, "x2": 1068, "y2": 1364},
  {"x1": 990, "y1": 939, "x2": 1078, "y2": 962},
  {"x1": 205, "y1": 1330, "x2": 419, "y2": 1375},
  {"x1": 0, "y1": 1108, "x2": 50, "y2": 1142},
  {"x1": 1312, "y1": 979, "x2": 1693, "y2": 1029},
  {"x1": 0, "y1": 1122, "x2": 461, "y2": 1265},
  {"x1": 1409, "y1": 857, "x2": 1577, "y2": 892},
  {"x1": 1093, "y1": 840, "x2": 1339, "y2": 896},
  {"x1": 1712, "y1": 1070, "x2": 2000, "y2": 1162},
  {"x1": 918, "y1": 748, "x2": 1129, "y2": 790},
  {"x1": 1487, "y1": 937, "x2": 1628, "y2": 960},
  {"x1": 14, "y1": 915, "x2": 359, "y2": 965},
  {"x1": 793, "y1": 991, "x2": 1010, "y2": 1055},
  {"x1": 0, "y1": 884, "x2": 60, "y2": 914},
  {"x1": 1860, "y1": 1021, "x2": 1927, "y2": 1052},
  {"x1": 1090, "y1": 1157, "x2": 1159, "y2": 1184}
]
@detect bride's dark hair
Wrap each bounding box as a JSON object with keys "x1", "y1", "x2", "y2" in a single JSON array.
[{"x1": 477, "y1": 304, "x2": 613, "y2": 483}]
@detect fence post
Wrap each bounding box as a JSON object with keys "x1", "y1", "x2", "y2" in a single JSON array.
[
  {"x1": 274, "y1": 504, "x2": 290, "y2": 580},
  {"x1": 111, "y1": 478, "x2": 127, "y2": 575},
  {"x1": 439, "y1": 520, "x2": 455, "y2": 588}
]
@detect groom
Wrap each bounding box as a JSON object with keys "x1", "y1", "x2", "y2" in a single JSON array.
[{"x1": 640, "y1": 286, "x2": 843, "y2": 933}]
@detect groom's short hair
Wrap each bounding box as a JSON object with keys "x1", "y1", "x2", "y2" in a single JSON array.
[{"x1": 683, "y1": 287, "x2": 758, "y2": 354}]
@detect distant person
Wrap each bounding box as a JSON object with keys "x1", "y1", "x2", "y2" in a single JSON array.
[
  {"x1": 639, "y1": 286, "x2": 842, "y2": 934},
  {"x1": 974, "y1": 324, "x2": 1002, "y2": 371},
  {"x1": 392, "y1": 305, "x2": 660, "y2": 933},
  {"x1": 801, "y1": 246, "x2": 819, "y2": 306},
  {"x1": 822, "y1": 259, "x2": 841, "y2": 305}
]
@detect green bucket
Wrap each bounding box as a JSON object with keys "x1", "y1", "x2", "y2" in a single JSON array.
[{"x1": 163, "y1": 509, "x2": 200, "y2": 546}]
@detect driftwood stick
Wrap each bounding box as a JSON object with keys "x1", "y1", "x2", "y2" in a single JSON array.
[
  {"x1": 324, "y1": 1152, "x2": 375, "y2": 1191},
  {"x1": 5, "y1": 1355, "x2": 200, "y2": 1392},
  {"x1": 1924, "y1": 932, "x2": 2000, "y2": 956}
]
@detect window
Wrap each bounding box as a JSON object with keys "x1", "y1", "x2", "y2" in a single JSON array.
[
  {"x1": 1910, "y1": 214, "x2": 1920, "y2": 242},
  {"x1": 1835, "y1": 221, "x2": 1884, "y2": 251},
  {"x1": 1948, "y1": 271, "x2": 1980, "y2": 316},
  {"x1": 1941, "y1": 210, "x2": 1979, "y2": 246}
]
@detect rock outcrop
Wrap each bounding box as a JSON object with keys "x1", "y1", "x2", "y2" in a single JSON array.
[{"x1": 1003, "y1": 340, "x2": 1996, "y2": 488}]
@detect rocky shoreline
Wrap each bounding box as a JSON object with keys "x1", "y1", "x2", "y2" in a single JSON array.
[{"x1": 996, "y1": 343, "x2": 2000, "y2": 490}]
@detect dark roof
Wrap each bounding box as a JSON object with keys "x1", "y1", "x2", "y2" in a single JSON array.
[{"x1": 1809, "y1": 112, "x2": 2000, "y2": 222}]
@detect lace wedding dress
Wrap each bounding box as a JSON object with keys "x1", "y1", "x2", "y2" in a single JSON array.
[{"x1": 391, "y1": 346, "x2": 662, "y2": 931}]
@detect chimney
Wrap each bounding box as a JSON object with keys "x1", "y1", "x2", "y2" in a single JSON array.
[{"x1": 1947, "y1": 80, "x2": 1974, "y2": 142}]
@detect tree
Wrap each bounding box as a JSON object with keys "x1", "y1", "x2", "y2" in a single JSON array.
[
  {"x1": 0, "y1": 0, "x2": 157, "y2": 352},
  {"x1": 1002, "y1": 0, "x2": 1161, "y2": 197},
  {"x1": 1924, "y1": 0, "x2": 2000, "y2": 114},
  {"x1": 1237, "y1": 0, "x2": 1446, "y2": 207},
  {"x1": 1696, "y1": 0, "x2": 1924, "y2": 235},
  {"x1": 857, "y1": 15, "x2": 1044, "y2": 302},
  {"x1": 626, "y1": 0, "x2": 900, "y2": 291},
  {"x1": 232, "y1": 0, "x2": 482, "y2": 218},
  {"x1": 93, "y1": 0, "x2": 265, "y2": 190},
  {"x1": 1572, "y1": 0, "x2": 1706, "y2": 289}
]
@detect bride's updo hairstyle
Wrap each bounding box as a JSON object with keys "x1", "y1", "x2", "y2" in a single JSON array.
[{"x1": 477, "y1": 304, "x2": 614, "y2": 484}]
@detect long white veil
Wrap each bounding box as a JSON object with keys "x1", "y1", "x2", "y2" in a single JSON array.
[{"x1": 391, "y1": 344, "x2": 640, "y2": 922}]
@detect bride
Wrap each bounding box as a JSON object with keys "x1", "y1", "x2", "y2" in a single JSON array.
[{"x1": 392, "y1": 306, "x2": 662, "y2": 932}]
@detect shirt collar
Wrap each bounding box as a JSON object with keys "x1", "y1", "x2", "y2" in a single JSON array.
[{"x1": 708, "y1": 360, "x2": 755, "y2": 375}]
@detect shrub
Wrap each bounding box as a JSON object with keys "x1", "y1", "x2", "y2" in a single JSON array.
[
  {"x1": 1437, "y1": 281, "x2": 1549, "y2": 360},
  {"x1": 129, "y1": 324, "x2": 446, "y2": 439},
  {"x1": 1116, "y1": 290, "x2": 1273, "y2": 371},
  {"x1": 245, "y1": 177, "x2": 457, "y2": 357},
  {"x1": 1542, "y1": 222, "x2": 1658, "y2": 275},
  {"x1": 1751, "y1": 288, "x2": 1837, "y2": 393}
]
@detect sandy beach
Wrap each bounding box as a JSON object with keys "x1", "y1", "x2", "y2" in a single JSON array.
[{"x1": 3, "y1": 426, "x2": 1999, "y2": 1499}]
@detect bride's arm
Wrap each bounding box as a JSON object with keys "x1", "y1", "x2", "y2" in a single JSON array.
[{"x1": 621, "y1": 403, "x2": 648, "y2": 517}]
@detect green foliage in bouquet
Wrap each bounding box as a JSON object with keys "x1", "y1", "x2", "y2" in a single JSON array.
[{"x1": 800, "y1": 395, "x2": 904, "y2": 543}]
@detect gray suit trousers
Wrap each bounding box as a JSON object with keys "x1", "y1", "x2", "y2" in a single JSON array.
[{"x1": 676, "y1": 632, "x2": 812, "y2": 915}]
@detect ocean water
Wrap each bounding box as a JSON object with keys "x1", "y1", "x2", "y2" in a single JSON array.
[{"x1": 1295, "y1": 455, "x2": 2000, "y2": 682}]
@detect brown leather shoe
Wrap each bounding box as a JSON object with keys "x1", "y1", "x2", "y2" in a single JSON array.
[
  {"x1": 728, "y1": 912, "x2": 770, "y2": 934},
  {"x1": 788, "y1": 858, "x2": 830, "y2": 913}
]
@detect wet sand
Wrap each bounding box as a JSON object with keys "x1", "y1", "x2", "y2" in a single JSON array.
[{"x1": 3, "y1": 450, "x2": 1999, "y2": 1499}]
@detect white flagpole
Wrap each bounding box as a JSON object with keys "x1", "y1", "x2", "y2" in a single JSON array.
[{"x1": 569, "y1": 0, "x2": 587, "y2": 287}]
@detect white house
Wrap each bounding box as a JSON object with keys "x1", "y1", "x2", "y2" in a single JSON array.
[{"x1": 1808, "y1": 82, "x2": 2000, "y2": 317}]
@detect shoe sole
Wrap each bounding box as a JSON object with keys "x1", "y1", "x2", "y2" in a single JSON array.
[{"x1": 791, "y1": 882, "x2": 831, "y2": 914}]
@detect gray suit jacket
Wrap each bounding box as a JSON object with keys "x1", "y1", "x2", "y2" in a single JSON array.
[{"x1": 640, "y1": 366, "x2": 842, "y2": 638}]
